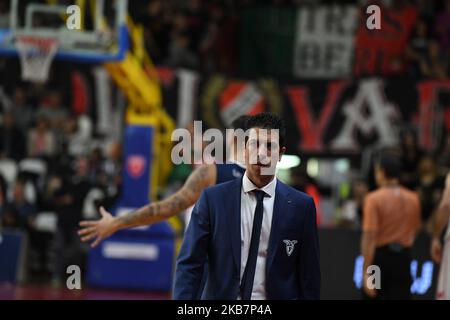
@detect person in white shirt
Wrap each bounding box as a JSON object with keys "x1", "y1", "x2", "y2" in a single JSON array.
[{"x1": 174, "y1": 113, "x2": 320, "y2": 300}]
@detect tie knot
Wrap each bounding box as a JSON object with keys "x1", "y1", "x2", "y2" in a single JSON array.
[{"x1": 252, "y1": 190, "x2": 267, "y2": 202}]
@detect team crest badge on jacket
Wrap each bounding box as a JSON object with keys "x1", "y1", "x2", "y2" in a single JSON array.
[{"x1": 283, "y1": 240, "x2": 298, "y2": 256}]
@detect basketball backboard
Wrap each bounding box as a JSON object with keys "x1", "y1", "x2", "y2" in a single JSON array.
[{"x1": 0, "y1": 0, "x2": 128, "y2": 63}]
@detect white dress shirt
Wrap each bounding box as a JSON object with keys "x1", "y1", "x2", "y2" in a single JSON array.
[{"x1": 239, "y1": 172, "x2": 277, "y2": 300}]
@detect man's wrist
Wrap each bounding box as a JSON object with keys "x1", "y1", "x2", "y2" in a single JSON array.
[{"x1": 111, "y1": 217, "x2": 123, "y2": 232}]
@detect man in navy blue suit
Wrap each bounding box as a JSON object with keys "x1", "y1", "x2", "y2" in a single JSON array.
[{"x1": 174, "y1": 113, "x2": 320, "y2": 300}]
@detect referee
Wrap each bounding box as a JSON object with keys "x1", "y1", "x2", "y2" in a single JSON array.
[{"x1": 361, "y1": 152, "x2": 422, "y2": 300}]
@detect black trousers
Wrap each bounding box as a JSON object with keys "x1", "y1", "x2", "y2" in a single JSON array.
[{"x1": 362, "y1": 244, "x2": 412, "y2": 300}]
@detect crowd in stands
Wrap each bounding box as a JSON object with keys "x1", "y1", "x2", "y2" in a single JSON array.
[
  {"x1": 0, "y1": 85, "x2": 122, "y2": 284},
  {"x1": 131, "y1": 0, "x2": 450, "y2": 78},
  {"x1": 0, "y1": 0, "x2": 449, "y2": 76}
]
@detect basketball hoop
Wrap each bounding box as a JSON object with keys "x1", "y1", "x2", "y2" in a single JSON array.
[{"x1": 16, "y1": 35, "x2": 59, "y2": 83}]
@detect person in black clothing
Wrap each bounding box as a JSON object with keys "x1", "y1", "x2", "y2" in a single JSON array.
[
  {"x1": 0, "y1": 173, "x2": 7, "y2": 222},
  {"x1": 400, "y1": 128, "x2": 423, "y2": 190},
  {"x1": 7, "y1": 179, "x2": 36, "y2": 229},
  {"x1": 417, "y1": 155, "x2": 446, "y2": 225},
  {"x1": 51, "y1": 157, "x2": 91, "y2": 285},
  {"x1": 0, "y1": 112, "x2": 26, "y2": 161}
]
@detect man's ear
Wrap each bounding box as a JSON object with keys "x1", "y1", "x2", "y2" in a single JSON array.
[{"x1": 278, "y1": 146, "x2": 287, "y2": 162}]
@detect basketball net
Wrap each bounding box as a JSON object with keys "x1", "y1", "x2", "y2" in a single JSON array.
[{"x1": 16, "y1": 35, "x2": 59, "y2": 83}]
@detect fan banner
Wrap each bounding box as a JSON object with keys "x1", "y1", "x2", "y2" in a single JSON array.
[
  {"x1": 158, "y1": 68, "x2": 450, "y2": 157},
  {"x1": 157, "y1": 70, "x2": 450, "y2": 156}
]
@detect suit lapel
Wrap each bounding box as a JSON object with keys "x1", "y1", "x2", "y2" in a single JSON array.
[
  {"x1": 266, "y1": 181, "x2": 290, "y2": 273},
  {"x1": 230, "y1": 178, "x2": 242, "y2": 276}
]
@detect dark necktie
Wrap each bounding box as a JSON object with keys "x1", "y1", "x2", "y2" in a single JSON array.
[{"x1": 240, "y1": 189, "x2": 267, "y2": 300}]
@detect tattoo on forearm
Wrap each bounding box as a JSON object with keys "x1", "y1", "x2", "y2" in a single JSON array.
[
  {"x1": 186, "y1": 166, "x2": 209, "y2": 193},
  {"x1": 117, "y1": 166, "x2": 211, "y2": 228},
  {"x1": 169, "y1": 194, "x2": 186, "y2": 211}
]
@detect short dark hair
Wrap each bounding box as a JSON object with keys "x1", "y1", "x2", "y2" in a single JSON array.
[
  {"x1": 376, "y1": 152, "x2": 402, "y2": 179},
  {"x1": 231, "y1": 115, "x2": 251, "y2": 131},
  {"x1": 246, "y1": 112, "x2": 286, "y2": 147}
]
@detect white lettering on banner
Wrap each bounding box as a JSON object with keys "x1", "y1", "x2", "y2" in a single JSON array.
[
  {"x1": 93, "y1": 67, "x2": 113, "y2": 136},
  {"x1": 177, "y1": 69, "x2": 199, "y2": 128},
  {"x1": 331, "y1": 79, "x2": 399, "y2": 150},
  {"x1": 293, "y1": 5, "x2": 359, "y2": 78},
  {"x1": 102, "y1": 242, "x2": 159, "y2": 261}
]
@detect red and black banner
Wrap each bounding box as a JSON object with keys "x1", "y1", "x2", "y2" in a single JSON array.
[
  {"x1": 354, "y1": 3, "x2": 418, "y2": 76},
  {"x1": 158, "y1": 68, "x2": 450, "y2": 157}
]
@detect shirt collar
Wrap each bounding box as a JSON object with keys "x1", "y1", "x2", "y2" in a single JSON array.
[{"x1": 242, "y1": 172, "x2": 277, "y2": 198}]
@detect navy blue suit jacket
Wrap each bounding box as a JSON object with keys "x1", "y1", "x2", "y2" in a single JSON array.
[{"x1": 173, "y1": 178, "x2": 321, "y2": 300}]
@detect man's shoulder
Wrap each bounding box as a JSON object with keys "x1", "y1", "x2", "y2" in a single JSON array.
[
  {"x1": 204, "y1": 178, "x2": 241, "y2": 196},
  {"x1": 366, "y1": 188, "x2": 382, "y2": 200},
  {"x1": 279, "y1": 181, "x2": 313, "y2": 204},
  {"x1": 400, "y1": 187, "x2": 420, "y2": 202},
  {"x1": 365, "y1": 187, "x2": 390, "y2": 201},
  {"x1": 366, "y1": 186, "x2": 419, "y2": 202}
]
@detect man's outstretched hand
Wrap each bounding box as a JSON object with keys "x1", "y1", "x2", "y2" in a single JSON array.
[{"x1": 78, "y1": 206, "x2": 119, "y2": 248}]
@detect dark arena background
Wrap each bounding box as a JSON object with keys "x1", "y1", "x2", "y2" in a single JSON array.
[{"x1": 0, "y1": 0, "x2": 449, "y2": 302}]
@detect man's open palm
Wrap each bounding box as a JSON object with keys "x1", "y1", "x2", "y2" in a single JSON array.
[{"x1": 78, "y1": 206, "x2": 117, "y2": 248}]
